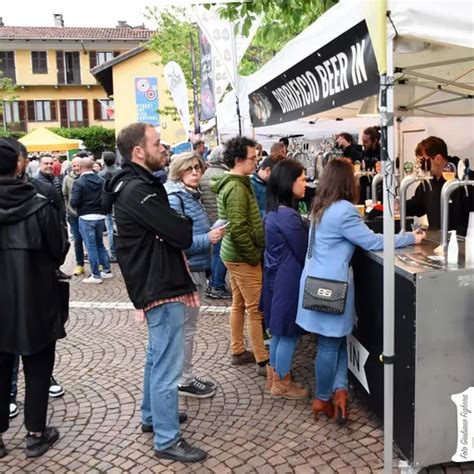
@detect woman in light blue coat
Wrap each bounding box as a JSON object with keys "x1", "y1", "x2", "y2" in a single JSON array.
[
  {"x1": 296, "y1": 158, "x2": 425, "y2": 424},
  {"x1": 165, "y1": 152, "x2": 226, "y2": 399}
]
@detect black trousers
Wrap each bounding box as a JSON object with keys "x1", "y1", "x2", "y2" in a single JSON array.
[{"x1": 0, "y1": 342, "x2": 56, "y2": 433}]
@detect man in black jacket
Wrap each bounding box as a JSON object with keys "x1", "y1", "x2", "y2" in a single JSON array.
[
  {"x1": 103, "y1": 123, "x2": 206, "y2": 463},
  {"x1": 35, "y1": 155, "x2": 65, "y2": 216},
  {"x1": 71, "y1": 158, "x2": 112, "y2": 283},
  {"x1": 0, "y1": 139, "x2": 69, "y2": 459}
]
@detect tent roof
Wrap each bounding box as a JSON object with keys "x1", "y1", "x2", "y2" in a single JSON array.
[
  {"x1": 19, "y1": 128, "x2": 82, "y2": 152},
  {"x1": 242, "y1": 0, "x2": 473, "y2": 127}
]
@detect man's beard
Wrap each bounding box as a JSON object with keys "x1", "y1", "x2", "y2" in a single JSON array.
[{"x1": 144, "y1": 150, "x2": 165, "y2": 172}]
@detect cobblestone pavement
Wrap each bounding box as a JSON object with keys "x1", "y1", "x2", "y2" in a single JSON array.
[{"x1": 1, "y1": 255, "x2": 473, "y2": 473}]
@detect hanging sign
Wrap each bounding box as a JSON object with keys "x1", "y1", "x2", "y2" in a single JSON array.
[
  {"x1": 248, "y1": 21, "x2": 379, "y2": 127},
  {"x1": 347, "y1": 334, "x2": 370, "y2": 394},
  {"x1": 199, "y1": 29, "x2": 216, "y2": 121}
]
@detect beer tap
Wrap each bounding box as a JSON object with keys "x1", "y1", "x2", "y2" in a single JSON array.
[
  {"x1": 400, "y1": 170, "x2": 432, "y2": 232},
  {"x1": 440, "y1": 159, "x2": 474, "y2": 252}
]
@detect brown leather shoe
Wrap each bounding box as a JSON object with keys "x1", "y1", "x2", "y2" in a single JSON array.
[
  {"x1": 265, "y1": 366, "x2": 275, "y2": 391},
  {"x1": 271, "y1": 373, "x2": 309, "y2": 400},
  {"x1": 333, "y1": 389, "x2": 348, "y2": 425},
  {"x1": 230, "y1": 350, "x2": 255, "y2": 365},
  {"x1": 312, "y1": 398, "x2": 335, "y2": 420}
]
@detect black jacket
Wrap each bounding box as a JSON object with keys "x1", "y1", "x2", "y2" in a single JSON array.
[
  {"x1": 103, "y1": 162, "x2": 195, "y2": 309},
  {"x1": 406, "y1": 176, "x2": 474, "y2": 236},
  {"x1": 35, "y1": 171, "x2": 65, "y2": 215},
  {"x1": 0, "y1": 179, "x2": 69, "y2": 354},
  {"x1": 70, "y1": 172, "x2": 105, "y2": 216}
]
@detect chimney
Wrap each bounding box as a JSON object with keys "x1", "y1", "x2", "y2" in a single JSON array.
[
  {"x1": 53, "y1": 14, "x2": 64, "y2": 27},
  {"x1": 0, "y1": 18, "x2": 4, "y2": 27},
  {"x1": 116, "y1": 21, "x2": 129, "y2": 28}
]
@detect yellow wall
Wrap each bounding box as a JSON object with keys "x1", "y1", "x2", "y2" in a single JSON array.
[
  {"x1": 12, "y1": 86, "x2": 115, "y2": 131},
  {"x1": 112, "y1": 50, "x2": 188, "y2": 144}
]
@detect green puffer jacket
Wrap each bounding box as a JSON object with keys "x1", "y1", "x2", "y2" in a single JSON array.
[{"x1": 211, "y1": 172, "x2": 264, "y2": 265}]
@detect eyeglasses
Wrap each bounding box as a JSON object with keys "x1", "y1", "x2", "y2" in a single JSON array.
[{"x1": 184, "y1": 164, "x2": 202, "y2": 174}]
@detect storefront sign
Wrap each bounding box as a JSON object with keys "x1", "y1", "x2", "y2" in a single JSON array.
[
  {"x1": 135, "y1": 77, "x2": 159, "y2": 126},
  {"x1": 248, "y1": 21, "x2": 379, "y2": 127},
  {"x1": 347, "y1": 334, "x2": 370, "y2": 394},
  {"x1": 199, "y1": 29, "x2": 216, "y2": 121}
]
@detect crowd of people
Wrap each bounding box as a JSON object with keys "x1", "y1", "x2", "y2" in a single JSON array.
[{"x1": 1, "y1": 123, "x2": 472, "y2": 463}]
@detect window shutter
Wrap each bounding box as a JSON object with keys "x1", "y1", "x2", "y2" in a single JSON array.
[
  {"x1": 50, "y1": 100, "x2": 57, "y2": 121},
  {"x1": 89, "y1": 51, "x2": 97, "y2": 69},
  {"x1": 82, "y1": 99, "x2": 89, "y2": 127},
  {"x1": 93, "y1": 99, "x2": 101, "y2": 120},
  {"x1": 59, "y1": 100, "x2": 68, "y2": 128},
  {"x1": 56, "y1": 51, "x2": 65, "y2": 84},
  {"x1": 27, "y1": 100, "x2": 36, "y2": 122},
  {"x1": 18, "y1": 101, "x2": 27, "y2": 131}
]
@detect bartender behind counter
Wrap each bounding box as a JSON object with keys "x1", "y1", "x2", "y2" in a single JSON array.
[{"x1": 406, "y1": 136, "x2": 474, "y2": 236}]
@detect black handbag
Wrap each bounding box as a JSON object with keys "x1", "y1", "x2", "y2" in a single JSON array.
[{"x1": 302, "y1": 224, "x2": 348, "y2": 314}]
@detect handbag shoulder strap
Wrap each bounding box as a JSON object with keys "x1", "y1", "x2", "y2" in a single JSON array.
[{"x1": 307, "y1": 221, "x2": 316, "y2": 259}]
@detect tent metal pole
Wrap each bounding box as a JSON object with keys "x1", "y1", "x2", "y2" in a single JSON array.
[{"x1": 382, "y1": 36, "x2": 395, "y2": 474}]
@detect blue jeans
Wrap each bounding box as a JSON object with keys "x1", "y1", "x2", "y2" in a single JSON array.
[
  {"x1": 141, "y1": 303, "x2": 186, "y2": 450},
  {"x1": 270, "y1": 336, "x2": 298, "y2": 379},
  {"x1": 78, "y1": 218, "x2": 111, "y2": 278},
  {"x1": 105, "y1": 213, "x2": 116, "y2": 257},
  {"x1": 315, "y1": 335, "x2": 348, "y2": 401},
  {"x1": 210, "y1": 241, "x2": 227, "y2": 289},
  {"x1": 67, "y1": 214, "x2": 84, "y2": 266}
]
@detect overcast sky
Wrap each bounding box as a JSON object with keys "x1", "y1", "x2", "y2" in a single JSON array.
[{"x1": 0, "y1": 0, "x2": 224, "y2": 28}]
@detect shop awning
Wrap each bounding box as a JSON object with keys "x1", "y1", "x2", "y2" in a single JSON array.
[{"x1": 19, "y1": 128, "x2": 81, "y2": 152}]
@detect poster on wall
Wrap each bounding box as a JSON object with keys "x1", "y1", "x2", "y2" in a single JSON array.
[
  {"x1": 135, "y1": 77, "x2": 160, "y2": 126},
  {"x1": 248, "y1": 21, "x2": 379, "y2": 127}
]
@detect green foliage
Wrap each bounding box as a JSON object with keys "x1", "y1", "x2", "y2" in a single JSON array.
[
  {"x1": 146, "y1": 7, "x2": 198, "y2": 89},
  {"x1": 0, "y1": 129, "x2": 26, "y2": 139},
  {"x1": 217, "y1": 0, "x2": 338, "y2": 75},
  {"x1": 0, "y1": 72, "x2": 16, "y2": 99},
  {"x1": 51, "y1": 126, "x2": 116, "y2": 156}
]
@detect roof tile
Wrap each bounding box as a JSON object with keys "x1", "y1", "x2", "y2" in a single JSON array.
[{"x1": 0, "y1": 26, "x2": 153, "y2": 40}]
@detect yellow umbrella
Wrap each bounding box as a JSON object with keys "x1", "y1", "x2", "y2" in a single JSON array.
[{"x1": 19, "y1": 128, "x2": 81, "y2": 152}]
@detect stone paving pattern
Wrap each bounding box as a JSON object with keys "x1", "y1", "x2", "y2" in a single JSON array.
[{"x1": 1, "y1": 255, "x2": 473, "y2": 473}]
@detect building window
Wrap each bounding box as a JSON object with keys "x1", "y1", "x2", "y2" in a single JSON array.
[
  {"x1": 0, "y1": 51, "x2": 16, "y2": 82},
  {"x1": 3, "y1": 101, "x2": 20, "y2": 123},
  {"x1": 96, "y1": 52, "x2": 114, "y2": 66},
  {"x1": 94, "y1": 99, "x2": 114, "y2": 121},
  {"x1": 35, "y1": 101, "x2": 52, "y2": 121},
  {"x1": 60, "y1": 52, "x2": 81, "y2": 85},
  {"x1": 67, "y1": 100, "x2": 83, "y2": 124},
  {"x1": 31, "y1": 51, "x2": 48, "y2": 74}
]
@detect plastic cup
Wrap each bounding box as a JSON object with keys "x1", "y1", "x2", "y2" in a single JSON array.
[{"x1": 356, "y1": 205, "x2": 365, "y2": 217}]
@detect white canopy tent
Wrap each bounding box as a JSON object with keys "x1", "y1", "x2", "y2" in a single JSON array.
[{"x1": 226, "y1": 1, "x2": 473, "y2": 472}]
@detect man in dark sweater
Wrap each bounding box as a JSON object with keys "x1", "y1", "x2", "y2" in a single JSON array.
[
  {"x1": 35, "y1": 155, "x2": 65, "y2": 217},
  {"x1": 406, "y1": 136, "x2": 473, "y2": 235},
  {"x1": 103, "y1": 122, "x2": 206, "y2": 463},
  {"x1": 70, "y1": 158, "x2": 112, "y2": 283}
]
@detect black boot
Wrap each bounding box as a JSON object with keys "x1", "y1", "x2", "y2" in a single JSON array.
[
  {"x1": 0, "y1": 435, "x2": 7, "y2": 459},
  {"x1": 155, "y1": 437, "x2": 207, "y2": 463}
]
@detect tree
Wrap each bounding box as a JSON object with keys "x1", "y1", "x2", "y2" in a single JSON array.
[
  {"x1": 0, "y1": 71, "x2": 17, "y2": 130},
  {"x1": 145, "y1": 6, "x2": 197, "y2": 120},
  {"x1": 218, "y1": 0, "x2": 338, "y2": 75}
]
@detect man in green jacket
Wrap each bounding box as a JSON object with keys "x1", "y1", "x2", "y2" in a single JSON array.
[{"x1": 211, "y1": 136, "x2": 269, "y2": 375}]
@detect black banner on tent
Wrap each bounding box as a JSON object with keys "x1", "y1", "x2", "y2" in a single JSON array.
[
  {"x1": 199, "y1": 29, "x2": 216, "y2": 121},
  {"x1": 248, "y1": 21, "x2": 379, "y2": 127}
]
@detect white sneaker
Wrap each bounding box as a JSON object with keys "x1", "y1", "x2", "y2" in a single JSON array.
[
  {"x1": 100, "y1": 271, "x2": 114, "y2": 279},
  {"x1": 83, "y1": 276, "x2": 103, "y2": 284}
]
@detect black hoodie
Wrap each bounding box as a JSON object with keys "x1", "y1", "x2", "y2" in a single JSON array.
[
  {"x1": 103, "y1": 162, "x2": 195, "y2": 309},
  {"x1": 0, "y1": 179, "x2": 69, "y2": 354}
]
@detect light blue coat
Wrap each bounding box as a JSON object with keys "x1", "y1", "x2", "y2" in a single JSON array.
[
  {"x1": 296, "y1": 200, "x2": 415, "y2": 337},
  {"x1": 164, "y1": 181, "x2": 211, "y2": 272}
]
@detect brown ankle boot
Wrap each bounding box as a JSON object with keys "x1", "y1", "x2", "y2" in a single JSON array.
[
  {"x1": 271, "y1": 373, "x2": 309, "y2": 400},
  {"x1": 312, "y1": 398, "x2": 335, "y2": 420},
  {"x1": 333, "y1": 389, "x2": 348, "y2": 425},
  {"x1": 265, "y1": 366, "x2": 275, "y2": 391}
]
